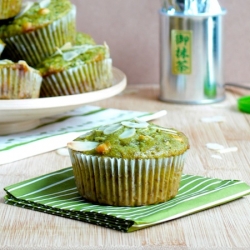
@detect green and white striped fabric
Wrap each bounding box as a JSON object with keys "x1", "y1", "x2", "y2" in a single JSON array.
[
  {"x1": 0, "y1": 105, "x2": 149, "y2": 151},
  {"x1": 4, "y1": 167, "x2": 250, "y2": 232},
  {"x1": 0, "y1": 106, "x2": 149, "y2": 164}
]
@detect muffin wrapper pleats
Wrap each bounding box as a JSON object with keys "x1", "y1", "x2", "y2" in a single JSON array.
[
  {"x1": 40, "y1": 58, "x2": 113, "y2": 97},
  {"x1": 0, "y1": 67, "x2": 42, "y2": 99},
  {"x1": 2, "y1": 5, "x2": 76, "y2": 66},
  {"x1": 68, "y1": 150, "x2": 186, "y2": 207},
  {"x1": 0, "y1": 0, "x2": 22, "y2": 19}
]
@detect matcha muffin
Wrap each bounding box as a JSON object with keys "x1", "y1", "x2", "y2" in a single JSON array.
[
  {"x1": 0, "y1": 0, "x2": 76, "y2": 66},
  {"x1": 75, "y1": 32, "x2": 96, "y2": 46},
  {"x1": 0, "y1": 0, "x2": 22, "y2": 20},
  {"x1": 37, "y1": 42, "x2": 113, "y2": 97},
  {"x1": 0, "y1": 59, "x2": 42, "y2": 99},
  {"x1": 67, "y1": 120, "x2": 189, "y2": 206}
]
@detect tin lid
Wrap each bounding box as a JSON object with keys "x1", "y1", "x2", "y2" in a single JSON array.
[
  {"x1": 161, "y1": 0, "x2": 224, "y2": 15},
  {"x1": 238, "y1": 96, "x2": 250, "y2": 114}
]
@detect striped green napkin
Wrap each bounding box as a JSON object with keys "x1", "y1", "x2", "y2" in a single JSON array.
[
  {"x1": 4, "y1": 167, "x2": 250, "y2": 232},
  {"x1": 0, "y1": 106, "x2": 149, "y2": 165}
]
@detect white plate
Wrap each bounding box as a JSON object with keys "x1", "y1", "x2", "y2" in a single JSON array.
[{"x1": 0, "y1": 67, "x2": 126, "y2": 135}]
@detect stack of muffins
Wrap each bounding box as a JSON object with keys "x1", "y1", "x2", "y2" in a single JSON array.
[{"x1": 0, "y1": 0, "x2": 113, "y2": 99}]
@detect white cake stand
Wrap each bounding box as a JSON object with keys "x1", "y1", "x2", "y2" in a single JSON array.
[{"x1": 0, "y1": 67, "x2": 127, "y2": 135}]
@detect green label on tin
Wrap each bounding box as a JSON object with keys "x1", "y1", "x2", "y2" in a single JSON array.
[{"x1": 171, "y1": 30, "x2": 192, "y2": 75}]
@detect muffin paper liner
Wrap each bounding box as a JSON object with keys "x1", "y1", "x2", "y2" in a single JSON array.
[
  {"x1": 68, "y1": 150, "x2": 186, "y2": 207},
  {"x1": 0, "y1": 0, "x2": 22, "y2": 19},
  {"x1": 0, "y1": 67, "x2": 42, "y2": 99},
  {"x1": 40, "y1": 58, "x2": 113, "y2": 97},
  {"x1": 3, "y1": 5, "x2": 76, "y2": 66}
]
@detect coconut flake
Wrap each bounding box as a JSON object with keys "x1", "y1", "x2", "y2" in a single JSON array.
[
  {"x1": 67, "y1": 141, "x2": 99, "y2": 151},
  {"x1": 119, "y1": 128, "x2": 136, "y2": 139},
  {"x1": 15, "y1": 2, "x2": 34, "y2": 19},
  {"x1": 121, "y1": 121, "x2": 148, "y2": 128},
  {"x1": 103, "y1": 124, "x2": 123, "y2": 135},
  {"x1": 217, "y1": 147, "x2": 238, "y2": 154},
  {"x1": 201, "y1": 116, "x2": 226, "y2": 123},
  {"x1": 206, "y1": 143, "x2": 225, "y2": 151}
]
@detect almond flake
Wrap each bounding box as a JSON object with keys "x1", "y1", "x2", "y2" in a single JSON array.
[
  {"x1": 15, "y1": 2, "x2": 34, "y2": 19},
  {"x1": 96, "y1": 125, "x2": 109, "y2": 132},
  {"x1": 201, "y1": 116, "x2": 226, "y2": 123},
  {"x1": 67, "y1": 141, "x2": 99, "y2": 151},
  {"x1": 38, "y1": 0, "x2": 51, "y2": 8},
  {"x1": 60, "y1": 42, "x2": 72, "y2": 50},
  {"x1": 151, "y1": 126, "x2": 177, "y2": 134},
  {"x1": 78, "y1": 130, "x2": 93, "y2": 139},
  {"x1": 62, "y1": 51, "x2": 79, "y2": 61},
  {"x1": 119, "y1": 128, "x2": 135, "y2": 139},
  {"x1": 103, "y1": 124, "x2": 123, "y2": 135},
  {"x1": 121, "y1": 121, "x2": 148, "y2": 128},
  {"x1": 211, "y1": 154, "x2": 223, "y2": 160},
  {"x1": 206, "y1": 143, "x2": 225, "y2": 151},
  {"x1": 56, "y1": 148, "x2": 70, "y2": 156},
  {"x1": 217, "y1": 147, "x2": 238, "y2": 154}
]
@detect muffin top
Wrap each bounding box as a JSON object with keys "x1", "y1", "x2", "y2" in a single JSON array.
[
  {"x1": 0, "y1": 59, "x2": 41, "y2": 74},
  {"x1": 36, "y1": 43, "x2": 110, "y2": 77},
  {"x1": 67, "y1": 120, "x2": 189, "y2": 159},
  {"x1": 0, "y1": 0, "x2": 73, "y2": 38}
]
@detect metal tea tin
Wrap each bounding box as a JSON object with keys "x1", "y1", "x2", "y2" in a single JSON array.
[{"x1": 159, "y1": 1, "x2": 226, "y2": 104}]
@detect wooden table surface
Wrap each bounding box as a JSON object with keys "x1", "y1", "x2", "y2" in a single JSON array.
[{"x1": 1, "y1": 85, "x2": 250, "y2": 250}]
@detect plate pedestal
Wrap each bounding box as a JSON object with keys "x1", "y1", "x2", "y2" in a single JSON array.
[{"x1": 0, "y1": 120, "x2": 41, "y2": 135}]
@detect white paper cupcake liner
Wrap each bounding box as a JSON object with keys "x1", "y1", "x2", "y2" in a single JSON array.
[
  {"x1": 40, "y1": 58, "x2": 113, "y2": 97},
  {"x1": 0, "y1": 67, "x2": 42, "y2": 99},
  {"x1": 3, "y1": 5, "x2": 76, "y2": 66},
  {"x1": 68, "y1": 149, "x2": 187, "y2": 207},
  {"x1": 0, "y1": 0, "x2": 22, "y2": 19}
]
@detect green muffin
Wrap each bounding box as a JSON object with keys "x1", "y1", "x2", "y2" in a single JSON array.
[
  {"x1": 37, "y1": 42, "x2": 113, "y2": 97},
  {"x1": 67, "y1": 120, "x2": 189, "y2": 206},
  {"x1": 0, "y1": 59, "x2": 42, "y2": 99},
  {"x1": 75, "y1": 32, "x2": 96, "y2": 46},
  {"x1": 0, "y1": 0, "x2": 76, "y2": 66},
  {"x1": 0, "y1": 0, "x2": 22, "y2": 20}
]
